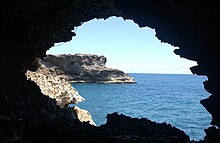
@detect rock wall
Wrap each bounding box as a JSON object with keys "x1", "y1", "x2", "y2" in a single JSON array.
[
  {"x1": 25, "y1": 66, "x2": 96, "y2": 127},
  {"x1": 113, "y1": 1, "x2": 220, "y2": 142},
  {"x1": 24, "y1": 112, "x2": 190, "y2": 143},
  {"x1": 25, "y1": 68, "x2": 85, "y2": 107},
  {"x1": 73, "y1": 106, "x2": 96, "y2": 126},
  {"x1": 40, "y1": 54, "x2": 136, "y2": 84}
]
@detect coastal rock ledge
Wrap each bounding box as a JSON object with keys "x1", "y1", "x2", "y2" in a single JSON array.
[{"x1": 39, "y1": 54, "x2": 137, "y2": 84}]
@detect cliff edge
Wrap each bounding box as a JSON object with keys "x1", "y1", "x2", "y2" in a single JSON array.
[{"x1": 39, "y1": 54, "x2": 136, "y2": 84}]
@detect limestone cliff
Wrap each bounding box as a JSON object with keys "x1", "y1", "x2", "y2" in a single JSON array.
[
  {"x1": 25, "y1": 67, "x2": 96, "y2": 126},
  {"x1": 39, "y1": 54, "x2": 136, "y2": 84},
  {"x1": 25, "y1": 68, "x2": 85, "y2": 107}
]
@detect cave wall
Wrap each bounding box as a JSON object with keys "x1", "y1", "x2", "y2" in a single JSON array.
[
  {"x1": 114, "y1": 0, "x2": 220, "y2": 128},
  {"x1": 0, "y1": 0, "x2": 220, "y2": 142},
  {"x1": 0, "y1": 0, "x2": 120, "y2": 142}
]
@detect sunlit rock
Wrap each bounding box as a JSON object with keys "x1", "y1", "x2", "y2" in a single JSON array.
[
  {"x1": 39, "y1": 54, "x2": 136, "y2": 84},
  {"x1": 26, "y1": 67, "x2": 85, "y2": 107},
  {"x1": 73, "y1": 106, "x2": 96, "y2": 126}
]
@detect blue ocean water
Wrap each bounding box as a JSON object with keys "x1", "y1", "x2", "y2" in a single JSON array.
[{"x1": 71, "y1": 73, "x2": 211, "y2": 141}]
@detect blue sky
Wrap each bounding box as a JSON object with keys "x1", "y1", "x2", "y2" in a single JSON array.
[{"x1": 47, "y1": 16, "x2": 197, "y2": 74}]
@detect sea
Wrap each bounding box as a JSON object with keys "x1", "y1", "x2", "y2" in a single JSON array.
[{"x1": 71, "y1": 73, "x2": 211, "y2": 141}]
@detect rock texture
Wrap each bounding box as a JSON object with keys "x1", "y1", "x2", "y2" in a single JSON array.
[
  {"x1": 23, "y1": 112, "x2": 189, "y2": 143},
  {"x1": 25, "y1": 67, "x2": 85, "y2": 107},
  {"x1": 73, "y1": 106, "x2": 96, "y2": 126},
  {"x1": 1, "y1": 0, "x2": 220, "y2": 143},
  {"x1": 25, "y1": 66, "x2": 96, "y2": 126},
  {"x1": 40, "y1": 54, "x2": 136, "y2": 84}
]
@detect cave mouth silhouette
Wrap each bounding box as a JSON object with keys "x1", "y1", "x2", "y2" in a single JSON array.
[
  {"x1": 2, "y1": 1, "x2": 219, "y2": 142},
  {"x1": 47, "y1": 17, "x2": 210, "y2": 140}
]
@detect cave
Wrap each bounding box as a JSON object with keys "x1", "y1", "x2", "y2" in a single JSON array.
[{"x1": 1, "y1": 0, "x2": 220, "y2": 143}]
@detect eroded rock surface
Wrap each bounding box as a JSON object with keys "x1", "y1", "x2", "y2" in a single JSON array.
[
  {"x1": 23, "y1": 112, "x2": 189, "y2": 143},
  {"x1": 25, "y1": 66, "x2": 96, "y2": 127},
  {"x1": 40, "y1": 54, "x2": 136, "y2": 84},
  {"x1": 73, "y1": 106, "x2": 96, "y2": 126},
  {"x1": 26, "y1": 67, "x2": 85, "y2": 107}
]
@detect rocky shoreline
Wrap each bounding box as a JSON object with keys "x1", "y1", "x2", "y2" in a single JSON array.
[
  {"x1": 25, "y1": 53, "x2": 136, "y2": 127},
  {"x1": 70, "y1": 80, "x2": 136, "y2": 84},
  {"x1": 25, "y1": 66, "x2": 96, "y2": 126},
  {"x1": 26, "y1": 68, "x2": 85, "y2": 107},
  {"x1": 24, "y1": 63, "x2": 191, "y2": 143},
  {"x1": 39, "y1": 54, "x2": 137, "y2": 84}
]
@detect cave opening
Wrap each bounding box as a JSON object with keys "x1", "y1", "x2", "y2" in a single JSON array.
[
  {"x1": 48, "y1": 16, "x2": 196, "y2": 74},
  {"x1": 1, "y1": 1, "x2": 220, "y2": 142},
  {"x1": 0, "y1": 0, "x2": 220, "y2": 143},
  {"x1": 45, "y1": 16, "x2": 211, "y2": 141}
]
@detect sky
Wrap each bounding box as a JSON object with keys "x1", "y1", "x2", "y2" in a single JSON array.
[{"x1": 47, "y1": 16, "x2": 197, "y2": 74}]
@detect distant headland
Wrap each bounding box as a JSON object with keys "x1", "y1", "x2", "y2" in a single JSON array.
[{"x1": 38, "y1": 54, "x2": 137, "y2": 84}]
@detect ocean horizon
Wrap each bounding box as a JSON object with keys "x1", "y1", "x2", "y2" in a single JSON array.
[{"x1": 71, "y1": 73, "x2": 211, "y2": 141}]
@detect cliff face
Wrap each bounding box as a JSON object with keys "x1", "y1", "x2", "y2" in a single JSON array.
[
  {"x1": 40, "y1": 54, "x2": 136, "y2": 84},
  {"x1": 25, "y1": 67, "x2": 96, "y2": 126},
  {"x1": 25, "y1": 68, "x2": 85, "y2": 107}
]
